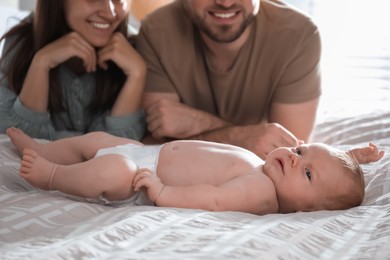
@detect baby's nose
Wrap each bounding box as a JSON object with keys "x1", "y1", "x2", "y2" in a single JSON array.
[{"x1": 289, "y1": 153, "x2": 300, "y2": 167}]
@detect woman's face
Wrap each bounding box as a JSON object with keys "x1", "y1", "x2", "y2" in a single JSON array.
[{"x1": 64, "y1": 0, "x2": 130, "y2": 47}]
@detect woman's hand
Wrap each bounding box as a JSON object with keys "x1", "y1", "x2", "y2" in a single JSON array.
[
  {"x1": 97, "y1": 32, "x2": 146, "y2": 77},
  {"x1": 100, "y1": 32, "x2": 147, "y2": 116},
  {"x1": 19, "y1": 32, "x2": 96, "y2": 112},
  {"x1": 33, "y1": 32, "x2": 97, "y2": 72}
]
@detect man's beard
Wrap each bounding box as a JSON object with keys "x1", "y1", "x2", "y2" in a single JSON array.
[{"x1": 194, "y1": 14, "x2": 255, "y2": 43}]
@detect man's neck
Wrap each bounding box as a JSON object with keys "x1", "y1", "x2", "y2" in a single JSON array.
[{"x1": 201, "y1": 24, "x2": 253, "y2": 73}]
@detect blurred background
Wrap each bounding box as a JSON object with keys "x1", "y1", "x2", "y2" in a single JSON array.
[{"x1": 0, "y1": 0, "x2": 34, "y2": 10}]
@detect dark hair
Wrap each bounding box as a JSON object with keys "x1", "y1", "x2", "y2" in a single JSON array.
[{"x1": 0, "y1": 0, "x2": 128, "y2": 113}]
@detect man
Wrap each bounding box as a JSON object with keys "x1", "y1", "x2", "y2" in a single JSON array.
[{"x1": 136, "y1": 0, "x2": 321, "y2": 159}]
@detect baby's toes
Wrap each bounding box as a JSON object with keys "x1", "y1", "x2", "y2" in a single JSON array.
[{"x1": 23, "y1": 148, "x2": 38, "y2": 158}]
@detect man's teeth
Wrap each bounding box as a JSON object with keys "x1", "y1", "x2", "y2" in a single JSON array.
[
  {"x1": 214, "y1": 12, "x2": 235, "y2": 19},
  {"x1": 91, "y1": 22, "x2": 110, "y2": 29}
]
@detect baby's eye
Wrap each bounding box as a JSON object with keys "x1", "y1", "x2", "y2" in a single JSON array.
[
  {"x1": 305, "y1": 169, "x2": 312, "y2": 181},
  {"x1": 296, "y1": 147, "x2": 302, "y2": 156}
]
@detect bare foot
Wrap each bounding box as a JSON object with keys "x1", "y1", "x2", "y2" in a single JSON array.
[
  {"x1": 19, "y1": 148, "x2": 59, "y2": 190},
  {"x1": 6, "y1": 127, "x2": 39, "y2": 154}
]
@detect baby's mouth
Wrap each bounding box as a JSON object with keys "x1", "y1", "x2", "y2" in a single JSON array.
[{"x1": 276, "y1": 159, "x2": 284, "y2": 174}]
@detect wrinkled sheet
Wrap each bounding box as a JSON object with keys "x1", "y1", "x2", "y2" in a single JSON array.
[{"x1": 0, "y1": 113, "x2": 390, "y2": 259}]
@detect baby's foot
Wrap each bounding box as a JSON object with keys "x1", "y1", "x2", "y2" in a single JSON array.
[
  {"x1": 19, "y1": 148, "x2": 59, "y2": 190},
  {"x1": 6, "y1": 127, "x2": 39, "y2": 154}
]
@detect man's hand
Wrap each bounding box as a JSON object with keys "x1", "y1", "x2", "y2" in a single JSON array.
[
  {"x1": 194, "y1": 122, "x2": 301, "y2": 160},
  {"x1": 143, "y1": 94, "x2": 302, "y2": 159},
  {"x1": 145, "y1": 99, "x2": 228, "y2": 140},
  {"x1": 242, "y1": 123, "x2": 302, "y2": 159},
  {"x1": 230, "y1": 123, "x2": 301, "y2": 159}
]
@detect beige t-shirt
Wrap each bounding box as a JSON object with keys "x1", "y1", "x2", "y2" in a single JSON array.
[{"x1": 136, "y1": 0, "x2": 321, "y2": 125}]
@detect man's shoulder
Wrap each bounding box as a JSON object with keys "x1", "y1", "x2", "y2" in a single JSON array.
[
  {"x1": 137, "y1": 1, "x2": 197, "y2": 53},
  {"x1": 140, "y1": 1, "x2": 190, "y2": 35},
  {"x1": 259, "y1": 0, "x2": 318, "y2": 33}
]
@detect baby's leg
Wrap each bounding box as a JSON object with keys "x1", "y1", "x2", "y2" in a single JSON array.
[
  {"x1": 7, "y1": 127, "x2": 142, "y2": 165},
  {"x1": 7, "y1": 127, "x2": 40, "y2": 154},
  {"x1": 20, "y1": 149, "x2": 58, "y2": 190},
  {"x1": 20, "y1": 149, "x2": 138, "y2": 201}
]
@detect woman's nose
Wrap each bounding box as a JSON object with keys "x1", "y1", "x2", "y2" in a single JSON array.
[{"x1": 99, "y1": 0, "x2": 117, "y2": 19}]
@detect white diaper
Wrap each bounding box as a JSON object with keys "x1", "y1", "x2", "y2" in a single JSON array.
[
  {"x1": 91, "y1": 143, "x2": 162, "y2": 206},
  {"x1": 95, "y1": 143, "x2": 161, "y2": 172}
]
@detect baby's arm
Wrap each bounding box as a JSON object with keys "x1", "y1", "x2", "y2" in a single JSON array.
[
  {"x1": 348, "y1": 143, "x2": 385, "y2": 164},
  {"x1": 133, "y1": 168, "x2": 165, "y2": 203},
  {"x1": 133, "y1": 169, "x2": 279, "y2": 215}
]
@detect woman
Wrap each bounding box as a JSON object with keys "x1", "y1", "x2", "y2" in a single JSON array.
[{"x1": 0, "y1": 0, "x2": 146, "y2": 140}]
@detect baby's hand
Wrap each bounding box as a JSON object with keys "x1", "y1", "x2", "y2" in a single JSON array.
[
  {"x1": 349, "y1": 143, "x2": 385, "y2": 164},
  {"x1": 133, "y1": 168, "x2": 165, "y2": 203}
]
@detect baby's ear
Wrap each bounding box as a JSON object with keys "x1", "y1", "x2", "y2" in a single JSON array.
[{"x1": 348, "y1": 143, "x2": 385, "y2": 164}]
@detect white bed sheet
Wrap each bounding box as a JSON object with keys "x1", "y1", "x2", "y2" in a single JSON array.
[{"x1": 0, "y1": 122, "x2": 390, "y2": 259}]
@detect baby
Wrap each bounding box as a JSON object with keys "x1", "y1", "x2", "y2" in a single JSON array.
[{"x1": 6, "y1": 127, "x2": 384, "y2": 215}]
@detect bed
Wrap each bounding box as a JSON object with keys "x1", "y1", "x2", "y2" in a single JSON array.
[
  {"x1": 0, "y1": 115, "x2": 390, "y2": 259},
  {"x1": 1, "y1": 2, "x2": 390, "y2": 259}
]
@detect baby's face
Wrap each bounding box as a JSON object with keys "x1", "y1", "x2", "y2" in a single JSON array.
[{"x1": 263, "y1": 143, "x2": 346, "y2": 213}]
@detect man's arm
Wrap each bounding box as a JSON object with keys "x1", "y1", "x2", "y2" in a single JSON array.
[
  {"x1": 194, "y1": 98, "x2": 319, "y2": 159},
  {"x1": 195, "y1": 123, "x2": 300, "y2": 160},
  {"x1": 269, "y1": 98, "x2": 320, "y2": 142},
  {"x1": 143, "y1": 92, "x2": 231, "y2": 140},
  {"x1": 143, "y1": 92, "x2": 304, "y2": 159}
]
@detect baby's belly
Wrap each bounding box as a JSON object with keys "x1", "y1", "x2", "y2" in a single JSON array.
[{"x1": 156, "y1": 140, "x2": 262, "y2": 186}]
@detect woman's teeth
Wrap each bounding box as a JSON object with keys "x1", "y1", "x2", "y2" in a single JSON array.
[{"x1": 91, "y1": 22, "x2": 110, "y2": 29}]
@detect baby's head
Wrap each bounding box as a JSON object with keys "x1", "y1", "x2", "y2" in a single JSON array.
[
  {"x1": 316, "y1": 148, "x2": 364, "y2": 210},
  {"x1": 262, "y1": 143, "x2": 364, "y2": 213}
]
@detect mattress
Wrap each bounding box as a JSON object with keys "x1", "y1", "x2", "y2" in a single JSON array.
[{"x1": 1, "y1": 116, "x2": 390, "y2": 259}]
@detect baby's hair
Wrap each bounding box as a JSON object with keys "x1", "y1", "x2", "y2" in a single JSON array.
[{"x1": 321, "y1": 148, "x2": 365, "y2": 210}]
